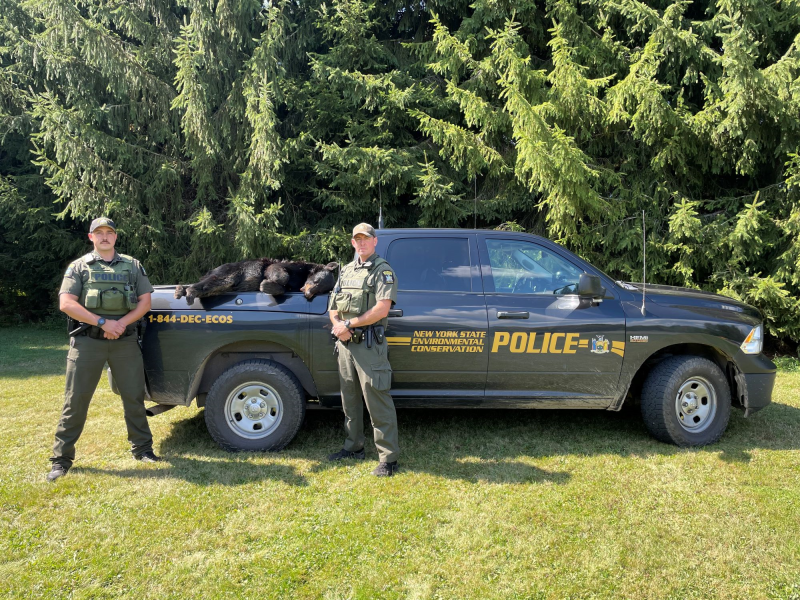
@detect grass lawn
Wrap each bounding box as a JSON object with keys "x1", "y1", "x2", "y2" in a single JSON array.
[{"x1": 1, "y1": 326, "x2": 799, "y2": 599}]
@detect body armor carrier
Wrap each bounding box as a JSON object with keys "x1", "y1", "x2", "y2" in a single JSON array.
[
  {"x1": 78, "y1": 253, "x2": 138, "y2": 316},
  {"x1": 331, "y1": 256, "x2": 388, "y2": 320}
]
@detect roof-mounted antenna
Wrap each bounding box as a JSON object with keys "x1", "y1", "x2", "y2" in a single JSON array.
[
  {"x1": 378, "y1": 183, "x2": 384, "y2": 229},
  {"x1": 474, "y1": 176, "x2": 477, "y2": 229},
  {"x1": 641, "y1": 209, "x2": 646, "y2": 316}
]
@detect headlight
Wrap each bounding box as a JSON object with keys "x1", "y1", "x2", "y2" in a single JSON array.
[{"x1": 740, "y1": 324, "x2": 763, "y2": 354}]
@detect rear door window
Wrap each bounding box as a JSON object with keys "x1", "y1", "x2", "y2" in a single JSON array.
[{"x1": 386, "y1": 238, "x2": 472, "y2": 292}]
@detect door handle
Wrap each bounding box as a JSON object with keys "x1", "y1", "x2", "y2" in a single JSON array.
[
  {"x1": 497, "y1": 311, "x2": 529, "y2": 319},
  {"x1": 388, "y1": 309, "x2": 403, "y2": 317}
]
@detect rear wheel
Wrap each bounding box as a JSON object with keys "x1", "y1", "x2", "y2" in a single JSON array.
[
  {"x1": 641, "y1": 356, "x2": 731, "y2": 446},
  {"x1": 204, "y1": 359, "x2": 305, "y2": 451}
]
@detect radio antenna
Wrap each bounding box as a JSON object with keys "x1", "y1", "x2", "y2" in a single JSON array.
[
  {"x1": 378, "y1": 183, "x2": 384, "y2": 229},
  {"x1": 641, "y1": 209, "x2": 646, "y2": 316}
]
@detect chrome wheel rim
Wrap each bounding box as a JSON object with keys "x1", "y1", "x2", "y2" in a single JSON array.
[
  {"x1": 675, "y1": 376, "x2": 717, "y2": 433},
  {"x1": 224, "y1": 381, "x2": 283, "y2": 439}
]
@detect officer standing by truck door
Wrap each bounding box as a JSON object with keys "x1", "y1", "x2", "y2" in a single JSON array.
[
  {"x1": 328, "y1": 223, "x2": 400, "y2": 476},
  {"x1": 47, "y1": 217, "x2": 161, "y2": 482}
]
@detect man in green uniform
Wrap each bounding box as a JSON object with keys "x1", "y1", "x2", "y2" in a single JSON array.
[
  {"x1": 47, "y1": 217, "x2": 160, "y2": 482},
  {"x1": 328, "y1": 223, "x2": 400, "y2": 476}
]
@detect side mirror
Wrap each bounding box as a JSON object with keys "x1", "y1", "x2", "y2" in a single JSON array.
[{"x1": 577, "y1": 273, "x2": 605, "y2": 299}]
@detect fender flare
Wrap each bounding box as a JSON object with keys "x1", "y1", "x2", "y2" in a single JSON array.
[
  {"x1": 611, "y1": 340, "x2": 738, "y2": 410},
  {"x1": 188, "y1": 340, "x2": 318, "y2": 406}
]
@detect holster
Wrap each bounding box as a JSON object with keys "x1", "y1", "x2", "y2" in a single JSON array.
[
  {"x1": 365, "y1": 326, "x2": 374, "y2": 349},
  {"x1": 68, "y1": 319, "x2": 91, "y2": 337},
  {"x1": 350, "y1": 328, "x2": 364, "y2": 344},
  {"x1": 347, "y1": 326, "x2": 384, "y2": 347},
  {"x1": 87, "y1": 326, "x2": 107, "y2": 340},
  {"x1": 136, "y1": 318, "x2": 144, "y2": 350}
]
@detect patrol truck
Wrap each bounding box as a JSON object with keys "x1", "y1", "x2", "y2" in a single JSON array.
[{"x1": 116, "y1": 229, "x2": 776, "y2": 451}]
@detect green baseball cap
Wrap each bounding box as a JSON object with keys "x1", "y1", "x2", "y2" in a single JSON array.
[
  {"x1": 89, "y1": 217, "x2": 116, "y2": 233},
  {"x1": 352, "y1": 223, "x2": 376, "y2": 238}
]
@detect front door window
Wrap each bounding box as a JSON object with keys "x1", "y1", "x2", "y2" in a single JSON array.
[{"x1": 485, "y1": 239, "x2": 584, "y2": 295}]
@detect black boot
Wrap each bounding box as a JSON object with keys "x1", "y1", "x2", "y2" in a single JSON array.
[
  {"x1": 327, "y1": 448, "x2": 366, "y2": 461},
  {"x1": 135, "y1": 450, "x2": 162, "y2": 463},
  {"x1": 372, "y1": 461, "x2": 398, "y2": 477},
  {"x1": 46, "y1": 464, "x2": 69, "y2": 482}
]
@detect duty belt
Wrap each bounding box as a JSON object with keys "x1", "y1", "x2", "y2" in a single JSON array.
[
  {"x1": 331, "y1": 324, "x2": 386, "y2": 355},
  {"x1": 348, "y1": 325, "x2": 386, "y2": 348}
]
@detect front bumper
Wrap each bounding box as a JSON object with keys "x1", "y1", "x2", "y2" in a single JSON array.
[{"x1": 741, "y1": 371, "x2": 776, "y2": 417}]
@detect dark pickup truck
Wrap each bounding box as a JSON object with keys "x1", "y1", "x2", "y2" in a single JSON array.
[{"x1": 119, "y1": 228, "x2": 776, "y2": 451}]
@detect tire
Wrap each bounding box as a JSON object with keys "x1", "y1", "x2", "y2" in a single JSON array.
[
  {"x1": 204, "y1": 359, "x2": 306, "y2": 452},
  {"x1": 641, "y1": 356, "x2": 731, "y2": 447}
]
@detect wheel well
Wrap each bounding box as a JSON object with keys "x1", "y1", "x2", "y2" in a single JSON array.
[
  {"x1": 191, "y1": 341, "x2": 318, "y2": 407},
  {"x1": 623, "y1": 343, "x2": 743, "y2": 409}
]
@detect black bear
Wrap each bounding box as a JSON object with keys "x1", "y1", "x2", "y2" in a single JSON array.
[{"x1": 174, "y1": 259, "x2": 339, "y2": 305}]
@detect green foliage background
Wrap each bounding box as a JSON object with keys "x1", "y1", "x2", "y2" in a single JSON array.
[{"x1": 1, "y1": 0, "x2": 799, "y2": 342}]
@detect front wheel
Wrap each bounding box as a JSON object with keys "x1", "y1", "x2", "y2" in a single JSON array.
[
  {"x1": 204, "y1": 359, "x2": 306, "y2": 451},
  {"x1": 641, "y1": 356, "x2": 731, "y2": 447}
]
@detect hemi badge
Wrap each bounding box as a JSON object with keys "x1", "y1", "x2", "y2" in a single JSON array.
[{"x1": 630, "y1": 335, "x2": 649, "y2": 343}]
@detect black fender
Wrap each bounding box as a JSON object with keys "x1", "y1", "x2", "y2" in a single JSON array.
[
  {"x1": 612, "y1": 340, "x2": 761, "y2": 413},
  {"x1": 188, "y1": 340, "x2": 319, "y2": 407}
]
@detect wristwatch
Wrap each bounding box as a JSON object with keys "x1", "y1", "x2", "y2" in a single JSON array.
[
  {"x1": 97, "y1": 317, "x2": 106, "y2": 327},
  {"x1": 344, "y1": 319, "x2": 352, "y2": 329}
]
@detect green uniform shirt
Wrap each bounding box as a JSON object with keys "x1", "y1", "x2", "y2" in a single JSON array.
[
  {"x1": 59, "y1": 251, "x2": 154, "y2": 304},
  {"x1": 329, "y1": 253, "x2": 397, "y2": 326}
]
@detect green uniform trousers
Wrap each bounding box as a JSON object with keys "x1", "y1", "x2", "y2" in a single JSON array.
[
  {"x1": 50, "y1": 333, "x2": 153, "y2": 469},
  {"x1": 337, "y1": 337, "x2": 399, "y2": 463}
]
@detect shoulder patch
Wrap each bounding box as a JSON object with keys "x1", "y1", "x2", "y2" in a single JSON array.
[
  {"x1": 382, "y1": 270, "x2": 394, "y2": 284},
  {"x1": 139, "y1": 263, "x2": 147, "y2": 276},
  {"x1": 64, "y1": 264, "x2": 75, "y2": 277}
]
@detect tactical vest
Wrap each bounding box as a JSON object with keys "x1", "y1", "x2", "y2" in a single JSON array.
[
  {"x1": 331, "y1": 256, "x2": 388, "y2": 323},
  {"x1": 78, "y1": 253, "x2": 138, "y2": 316}
]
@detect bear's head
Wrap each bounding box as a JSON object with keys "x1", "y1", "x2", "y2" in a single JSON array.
[{"x1": 301, "y1": 262, "x2": 339, "y2": 299}]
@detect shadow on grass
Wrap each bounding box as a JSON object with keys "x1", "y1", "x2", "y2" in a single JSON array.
[
  {"x1": 83, "y1": 398, "x2": 800, "y2": 486},
  {"x1": 298, "y1": 408, "x2": 572, "y2": 483},
  {"x1": 75, "y1": 458, "x2": 308, "y2": 486},
  {"x1": 297, "y1": 401, "x2": 800, "y2": 476},
  {"x1": 308, "y1": 452, "x2": 571, "y2": 484},
  {"x1": 298, "y1": 407, "x2": 637, "y2": 484},
  {"x1": 74, "y1": 412, "x2": 309, "y2": 486}
]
